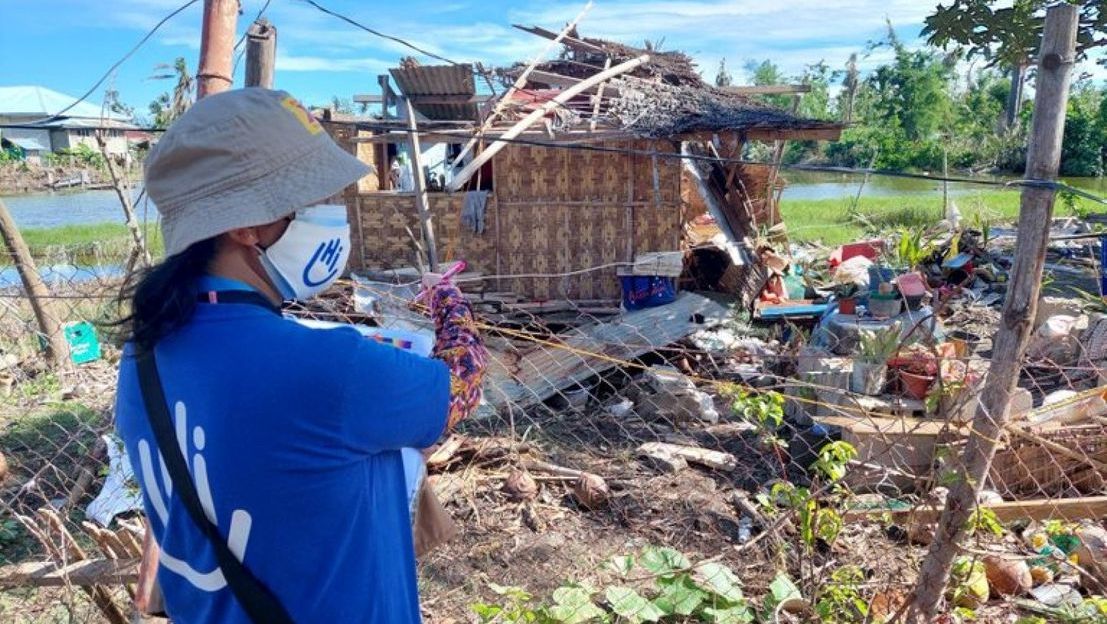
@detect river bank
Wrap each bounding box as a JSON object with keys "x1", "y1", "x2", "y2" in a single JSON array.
[{"x1": 0, "y1": 162, "x2": 141, "y2": 195}]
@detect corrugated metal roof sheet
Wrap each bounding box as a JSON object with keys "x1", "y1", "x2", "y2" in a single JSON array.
[
  {"x1": 7, "y1": 136, "x2": 48, "y2": 151},
  {"x1": 390, "y1": 64, "x2": 478, "y2": 121},
  {"x1": 0, "y1": 86, "x2": 130, "y2": 120}
]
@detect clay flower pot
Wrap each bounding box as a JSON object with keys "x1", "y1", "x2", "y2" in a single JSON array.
[
  {"x1": 838, "y1": 297, "x2": 857, "y2": 315},
  {"x1": 899, "y1": 370, "x2": 935, "y2": 400}
]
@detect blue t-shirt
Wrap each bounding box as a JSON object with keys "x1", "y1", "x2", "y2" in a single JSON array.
[{"x1": 115, "y1": 280, "x2": 450, "y2": 623}]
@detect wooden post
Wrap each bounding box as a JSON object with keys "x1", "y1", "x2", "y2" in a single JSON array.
[
  {"x1": 404, "y1": 98, "x2": 439, "y2": 271},
  {"x1": 907, "y1": 5, "x2": 1079, "y2": 621},
  {"x1": 447, "y1": 55, "x2": 649, "y2": 192},
  {"x1": 244, "y1": 18, "x2": 276, "y2": 89},
  {"x1": 0, "y1": 199, "x2": 69, "y2": 369},
  {"x1": 196, "y1": 0, "x2": 238, "y2": 98}
]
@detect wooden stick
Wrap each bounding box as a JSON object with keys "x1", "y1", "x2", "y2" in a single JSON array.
[
  {"x1": 450, "y1": 1, "x2": 594, "y2": 170},
  {"x1": 589, "y1": 57, "x2": 612, "y2": 132},
  {"x1": 446, "y1": 55, "x2": 650, "y2": 192},
  {"x1": 909, "y1": 6, "x2": 1081, "y2": 621},
  {"x1": 404, "y1": 97, "x2": 438, "y2": 270},
  {"x1": 0, "y1": 198, "x2": 69, "y2": 369},
  {"x1": 244, "y1": 18, "x2": 277, "y2": 89}
]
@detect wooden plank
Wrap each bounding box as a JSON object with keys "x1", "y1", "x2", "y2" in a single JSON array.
[
  {"x1": 482, "y1": 292, "x2": 729, "y2": 410},
  {"x1": 447, "y1": 55, "x2": 649, "y2": 192},
  {"x1": 638, "y1": 442, "x2": 737, "y2": 470},
  {"x1": 404, "y1": 97, "x2": 438, "y2": 270},
  {"x1": 512, "y1": 24, "x2": 607, "y2": 54},
  {"x1": 844, "y1": 496, "x2": 1107, "y2": 524},
  {"x1": 515, "y1": 69, "x2": 622, "y2": 97},
  {"x1": 0, "y1": 558, "x2": 140, "y2": 588},
  {"x1": 721, "y1": 84, "x2": 812, "y2": 95}
]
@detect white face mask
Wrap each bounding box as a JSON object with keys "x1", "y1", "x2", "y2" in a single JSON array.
[{"x1": 257, "y1": 205, "x2": 351, "y2": 301}]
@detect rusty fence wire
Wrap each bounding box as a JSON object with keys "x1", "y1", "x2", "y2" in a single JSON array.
[{"x1": 0, "y1": 247, "x2": 1106, "y2": 623}]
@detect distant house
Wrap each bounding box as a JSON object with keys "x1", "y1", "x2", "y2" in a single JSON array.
[{"x1": 0, "y1": 86, "x2": 137, "y2": 164}]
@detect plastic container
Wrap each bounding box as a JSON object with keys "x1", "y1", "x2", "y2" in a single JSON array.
[
  {"x1": 899, "y1": 370, "x2": 935, "y2": 400},
  {"x1": 868, "y1": 294, "x2": 902, "y2": 319},
  {"x1": 619, "y1": 274, "x2": 676, "y2": 310},
  {"x1": 850, "y1": 361, "x2": 887, "y2": 395}
]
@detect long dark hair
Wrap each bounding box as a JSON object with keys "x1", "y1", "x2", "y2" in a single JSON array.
[{"x1": 112, "y1": 237, "x2": 219, "y2": 354}]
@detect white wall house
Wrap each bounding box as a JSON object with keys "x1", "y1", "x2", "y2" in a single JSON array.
[{"x1": 0, "y1": 86, "x2": 137, "y2": 162}]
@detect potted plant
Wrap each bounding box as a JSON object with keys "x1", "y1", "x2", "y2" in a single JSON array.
[
  {"x1": 889, "y1": 343, "x2": 939, "y2": 400},
  {"x1": 834, "y1": 282, "x2": 861, "y2": 315},
  {"x1": 867, "y1": 280, "x2": 902, "y2": 318},
  {"x1": 851, "y1": 324, "x2": 901, "y2": 395}
]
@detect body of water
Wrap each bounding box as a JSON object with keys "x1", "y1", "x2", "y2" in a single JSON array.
[
  {"x1": 0, "y1": 186, "x2": 151, "y2": 229},
  {"x1": 1, "y1": 174, "x2": 1103, "y2": 229},
  {"x1": 780, "y1": 171, "x2": 1107, "y2": 202}
]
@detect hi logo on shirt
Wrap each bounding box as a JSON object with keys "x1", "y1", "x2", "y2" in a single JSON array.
[
  {"x1": 136, "y1": 401, "x2": 254, "y2": 592},
  {"x1": 280, "y1": 96, "x2": 323, "y2": 135},
  {"x1": 302, "y1": 238, "x2": 344, "y2": 287}
]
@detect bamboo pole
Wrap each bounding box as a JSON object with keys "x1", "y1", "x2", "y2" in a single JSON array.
[
  {"x1": 907, "y1": 5, "x2": 1080, "y2": 621},
  {"x1": 448, "y1": 1, "x2": 594, "y2": 171},
  {"x1": 447, "y1": 55, "x2": 649, "y2": 192},
  {"x1": 0, "y1": 198, "x2": 69, "y2": 369},
  {"x1": 405, "y1": 98, "x2": 439, "y2": 270}
]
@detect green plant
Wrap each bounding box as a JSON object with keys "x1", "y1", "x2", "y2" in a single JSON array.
[
  {"x1": 811, "y1": 441, "x2": 858, "y2": 483},
  {"x1": 471, "y1": 547, "x2": 754, "y2": 624},
  {"x1": 964, "y1": 507, "x2": 1004, "y2": 537},
  {"x1": 767, "y1": 482, "x2": 845, "y2": 551},
  {"x1": 890, "y1": 226, "x2": 937, "y2": 270},
  {"x1": 814, "y1": 566, "x2": 868, "y2": 624},
  {"x1": 726, "y1": 389, "x2": 785, "y2": 431},
  {"x1": 856, "y1": 324, "x2": 902, "y2": 364}
]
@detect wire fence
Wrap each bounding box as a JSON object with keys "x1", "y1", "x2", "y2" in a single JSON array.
[{"x1": 0, "y1": 241, "x2": 1106, "y2": 623}]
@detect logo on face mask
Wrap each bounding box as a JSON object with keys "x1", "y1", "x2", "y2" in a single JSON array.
[{"x1": 303, "y1": 238, "x2": 344, "y2": 287}]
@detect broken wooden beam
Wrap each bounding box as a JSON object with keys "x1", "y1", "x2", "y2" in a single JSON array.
[
  {"x1": 511, "y1": 24, "x2": 607, "y2": 54},
  {"x1": 0, "y1": 558, "x2": 140, "y2": 589},
  {"x1": 638, "y1": 442, "x2": 737, "y2": 471},
  {"x1": 447, "y1": 54, "x2": 649, "y2": 192}
]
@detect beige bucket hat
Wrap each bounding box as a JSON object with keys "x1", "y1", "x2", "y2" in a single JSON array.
[{"x1": 145, "y1": 88, "x2": 370, "y2": 256}]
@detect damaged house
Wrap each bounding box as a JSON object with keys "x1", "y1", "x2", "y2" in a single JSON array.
[{"x1": 326, "y1": 28, "x2": 843, "y2": 305}]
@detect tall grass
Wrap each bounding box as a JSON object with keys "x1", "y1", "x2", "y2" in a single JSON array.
[
  {"x1": 12, "y1": 223, "x2": 163, "y2": 265},
  {"x1": 778, "y1": 189, "x2": 1081, "y2": 246}
]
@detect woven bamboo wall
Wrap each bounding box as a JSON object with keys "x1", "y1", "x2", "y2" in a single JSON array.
[
  {"x1": 349, "y1": 193, "x2": 498, "y2": 274},
  {"x1": 347, "y1": 139, "x2": 684, "y2": 301}
]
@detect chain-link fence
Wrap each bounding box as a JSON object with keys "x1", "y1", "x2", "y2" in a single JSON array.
[{"x1": 1, "y1": 235, "x2": 1106, "y2": 624}]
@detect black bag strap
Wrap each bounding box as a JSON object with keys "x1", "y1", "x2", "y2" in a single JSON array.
[{"x1": 135, "y1": 348, "x2": 295, "y2": 624}]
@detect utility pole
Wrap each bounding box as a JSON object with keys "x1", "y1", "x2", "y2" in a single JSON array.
[
  {"x1": 244, "y1": 18, "x2": 276, "y2": 89},
  {"x1": 197, "y1": 0, "x2": 238, "y2": 98},
  {"x1": 907, "y1": 4, "x2": 1079, "y2": 621},
  {"x1": 0, "y1": 199, "x2": 69, "y2": 369}
]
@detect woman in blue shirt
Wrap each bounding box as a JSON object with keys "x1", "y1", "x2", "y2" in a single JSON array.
[{"x1": 114, "y1": 88, "x2": 486, "y2": 623}]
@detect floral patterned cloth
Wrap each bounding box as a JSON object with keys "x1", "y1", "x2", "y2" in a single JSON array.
[{"x1": 429, "y1": 283, "x2": 488, "y2": 429}]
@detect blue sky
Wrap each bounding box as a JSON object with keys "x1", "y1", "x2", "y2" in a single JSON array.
[{"x1": 2, "y1": 0, "x2": 1104, "y2": 123}]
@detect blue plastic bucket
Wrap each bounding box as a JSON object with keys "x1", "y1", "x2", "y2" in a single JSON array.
[{"x1": 619, "y1": 275, "x2": 676, "y2": 310}]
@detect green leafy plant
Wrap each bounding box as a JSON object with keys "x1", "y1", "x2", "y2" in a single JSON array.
[
  {"x1": 471, "y1": 547, "x2": 754, "y2": 624},
  {"x1": 814, "y1": 566, "x2": 868, "y2": 624},
  {"x1": 890, "y1": 226, "x2": 938, "y2": 270},
  {"x1": 856, "y1": 324, "x2": 902, "y2": 364},
  {"x1": 964, "y1": 507, "x2": 1004, "y2": 538},
  {"x1": 811, "y1": 441, "x2": 858, "y2": 483}
]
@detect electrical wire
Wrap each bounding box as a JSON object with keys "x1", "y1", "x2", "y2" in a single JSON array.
[
  {"x1": 19, "y1": 0, "x2": 202, "y2": 127},
  {"x1": 296, "y1": 0, "x2": 459, "y2": 66},
  {"x1": 232, "y1": 0, "x2": 275, "y2": 79}
]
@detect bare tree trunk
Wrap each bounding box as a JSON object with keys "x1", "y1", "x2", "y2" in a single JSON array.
[
  {"x1": 0, "y1": 199, "x2": 70, "y2": 369},
  {"x1": 907, "y1": 6, "x2": 1079, "y2": 621},
  {"x1": 96, "y1": 133, "x2": 150, "y2": 271},
  {"x1": 245, "y1": 18, "x2": 277, "y2": 89},
  {"x1": 1003, "y1": 63, "x2": 1027, "y2": 131}
]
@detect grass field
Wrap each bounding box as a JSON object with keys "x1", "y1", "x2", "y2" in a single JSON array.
[
  {"x1": 16, "y1": 223, "x2": 163, "y2": 262},
  {"x1": 779, "y1": 189, "x2": 1091, "y2": 246}
]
